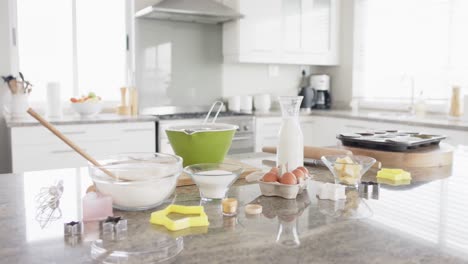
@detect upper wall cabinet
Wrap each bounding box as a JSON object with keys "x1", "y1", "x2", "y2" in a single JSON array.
[{"x1": 222, "y1": 0, "x2": 340, "y2": 65}]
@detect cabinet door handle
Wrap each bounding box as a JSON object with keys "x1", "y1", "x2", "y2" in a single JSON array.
[
  {"x1": 122, "y1": 128, "x2": 153, "y2": 133},
  {"x1": 51, "y1": 149, "x2": 86, "y2": 154},
  {"x1": 62, "y1": 131, "x2": 86, "y2": 135}
]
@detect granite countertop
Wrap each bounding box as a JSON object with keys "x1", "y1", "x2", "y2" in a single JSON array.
[
  {"x1": 1, "y1": 151, "x2": 468, "y2": 263},
  {"x1": 254, "y1": 109, "x2": 468, "y2": 131},
  {"x1": 7, "y1": 108, "x2": 468, "y2": 132},
  {"x1": 4, "y1": 113, "x2": 158, "y2": 127}
]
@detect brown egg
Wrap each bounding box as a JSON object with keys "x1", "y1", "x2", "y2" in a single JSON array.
[
  {"x1": 269, "y1": 167, "x2": 279, "y2": 176},
  {"x1": 262, "y1": 172, "x2": 279, "y2": 182},
  {"x1": 297, "y1": 166, "x2": 309, "y2": 176},
  {"x1": 292, "y1": 169, "x2": 305, "y2": 181},
  {"x1": 280, "y1": 172, "x2": 297, "y2": 185}
]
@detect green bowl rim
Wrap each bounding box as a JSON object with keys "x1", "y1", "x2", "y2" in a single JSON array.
[{"x1": 165, "y1": 123, "x2": 238, "y2": 133}]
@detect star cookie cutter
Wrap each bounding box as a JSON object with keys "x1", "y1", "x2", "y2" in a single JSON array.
[{"x1": 150, "y1": 205, "x2": 209, "y2": 231}]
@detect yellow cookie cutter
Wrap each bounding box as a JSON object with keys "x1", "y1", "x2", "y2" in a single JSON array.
[{"x1": 150, "y1": 205, "x2": 209, "y2": 231}]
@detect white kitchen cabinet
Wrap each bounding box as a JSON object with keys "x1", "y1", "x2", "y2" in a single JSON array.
[
  {"x1": 307, "y1": 116, "x2": 468, "y2": 147},
  {"x1": 255, "y1": 117, "x2": 282, "y2": 152},
  {"x1": 302, "y1": 116, "x2": 342, "y2": 146},
  {"x1": 255, "y1": 116, "x2": 337, "y2": 151},
  {"x1": 223, "y1": 0, "x2": 282, "y2": 64},
  {"x1": 255, "y1": 115, "x2": 467, "y2": 151},
  {"x1": 281, "y1": 0, "x2": 340, "y2": 65},
  {"x1": 223, "y1": 0, "x2": 340, "y2": 65},
  {"x1": 10, "y1": 122, "x2": 155, "y2": 172}
]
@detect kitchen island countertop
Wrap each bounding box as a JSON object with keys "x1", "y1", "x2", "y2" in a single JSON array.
[{"x1": 1, "y1": 151, "x2": 468, "y2": 263}]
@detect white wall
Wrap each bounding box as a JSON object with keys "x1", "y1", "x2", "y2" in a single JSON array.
[
  {"x1": 318, "y1": 0, "x2": 355, "y2": 109},
  {"x1": 222, "y1": 64, "x2": 324, "y2": 105},
  {"x1": 222, "y1": 64, "x2": 302, "y2": 97},
  {"x1": 0, "y1": 0, "x2": 14, "y2": 173}
]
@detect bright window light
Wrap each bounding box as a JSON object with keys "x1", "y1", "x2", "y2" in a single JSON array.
[
  {"x1": 355, "y1": 0, "x2": 468, "y2": 103},
  {"x1": 17, "y1": 0, "x2": 127, "y2": 102}
]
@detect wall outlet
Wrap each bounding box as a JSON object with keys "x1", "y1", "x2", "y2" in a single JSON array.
[{"x1": 268, "y1": 65, "x2": 279, "y2": 77}]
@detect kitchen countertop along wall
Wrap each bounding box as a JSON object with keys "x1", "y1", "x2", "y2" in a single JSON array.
[
  {"x1": 1, "y1": 151, "x2": 468, "y2": 263},
  {"x1": 6, "y1": 109, "x2": 468, "y2": 132},
  {"x1": 4, "y1": 113, "x2": 158, "y2": 127},
  {"x1": 254, "y1": 109, "x2": 468, "y2": 132}
]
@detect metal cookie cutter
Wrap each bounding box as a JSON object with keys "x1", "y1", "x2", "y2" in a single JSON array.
[
  {"x1": 64, "y1": 221, "x2": 82, "y2": 236},
  {"x1": 100, "y1": 216, "x2": 128, "y2": 238}
]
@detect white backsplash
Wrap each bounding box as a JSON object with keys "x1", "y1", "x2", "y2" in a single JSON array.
[
  {"x1": 136, "y1": 19, "x2": 223, "y2": 109},
  {"x1": 136, "y1": 18, "x2": 324, "y2": 110},
  {"x1": 222, "y1": 64, "x2": 303, "y2": 97}
]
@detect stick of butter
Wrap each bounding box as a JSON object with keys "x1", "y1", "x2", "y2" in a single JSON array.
[{"x1": 377, "y1": 168, "x2": 411, "y2": 181}]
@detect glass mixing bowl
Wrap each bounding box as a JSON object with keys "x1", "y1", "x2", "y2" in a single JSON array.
[{"x1": 88, "y1": 153, "x2": 183, "y2": 211}]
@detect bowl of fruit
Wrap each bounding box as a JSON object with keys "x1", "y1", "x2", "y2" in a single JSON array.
[
  {"x1": 258, "y1": 166, "x2": 310, "y2": 199},
  {"x1": 70, "y1": 92, "x2": 103, "y2": 116}
]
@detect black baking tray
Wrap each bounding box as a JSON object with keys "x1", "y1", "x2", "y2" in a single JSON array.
[{"x1": 337, "y1": 130, "x2": 446, "y2": 152}]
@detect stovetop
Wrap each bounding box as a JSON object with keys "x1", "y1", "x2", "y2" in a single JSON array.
[{"x1": 157, "y1": 111, "x2": 253, "y2": 120}]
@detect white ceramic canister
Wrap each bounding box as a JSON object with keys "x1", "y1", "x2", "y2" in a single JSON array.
[
  {"x1": 228, "y1": 96, "x2": 241, "y2": 112},
  {"x1": 8, "y1": 84, "x2": 29, "y2": 118},
  {"x1": 240, "y1": 95, "x2": 253, "y2": 112},
  {"x1": 46, "y1": 82, "x2": 63, "y2": 118},
  {"x1": 253, "y1": 94, "x2": 271, "y2": 113}
]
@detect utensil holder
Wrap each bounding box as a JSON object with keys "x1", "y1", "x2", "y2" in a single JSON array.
[{"x1": 9, "y1": 93, "x2": 29, "y2": 118}]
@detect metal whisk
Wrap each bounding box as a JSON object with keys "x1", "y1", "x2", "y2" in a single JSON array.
[{"x1": 35, "y1": 180, "x2": 64, "y2": 228}]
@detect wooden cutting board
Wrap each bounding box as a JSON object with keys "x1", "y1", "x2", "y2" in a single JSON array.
[
  {"x1": 262, "y1": 146, "x2": 352, "y2": 160},
  {"x1": 176, "y1": 158, "x2": 261, "y2": 187},
  {"x1": 339, "y1": 143, "x2": 454, "y2": 168}
]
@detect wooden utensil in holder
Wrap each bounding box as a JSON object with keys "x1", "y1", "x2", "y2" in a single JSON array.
[
  {"x1": 129, "y1": 87, "x2": 138, "y2": 116},
  {"x1": 117, "y1": 87, "x2": 131, "y2": 115}
]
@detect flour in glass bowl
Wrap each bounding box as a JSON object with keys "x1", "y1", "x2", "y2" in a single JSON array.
[{"x1": 89, "y1": 155, "x2": 182, "y2": 211}]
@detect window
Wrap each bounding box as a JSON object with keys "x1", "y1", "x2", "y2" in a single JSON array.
[
  {"x1": 354, "y1": 0, "x2": 468, "y2": 108},
  {"x1": 17, "y1": 0, "x2": 128, "y2": 103}
]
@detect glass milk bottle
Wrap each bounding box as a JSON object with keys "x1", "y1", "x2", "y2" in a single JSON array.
[{"x1": 277, "y1": 96, "x2": 304, "y2": 171}]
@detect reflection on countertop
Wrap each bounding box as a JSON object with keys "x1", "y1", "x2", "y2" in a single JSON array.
[{"x1": 1, "y1": 150, "x2": 468, "y2": 263}]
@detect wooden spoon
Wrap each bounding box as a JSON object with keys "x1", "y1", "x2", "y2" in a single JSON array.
[{"x1": 27, "y1": 108, "x2": 119, "y2": 180}]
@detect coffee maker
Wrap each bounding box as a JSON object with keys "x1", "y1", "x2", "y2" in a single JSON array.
[{"x1": 310, "y1": 74, "x2": 331, "y2": 109}]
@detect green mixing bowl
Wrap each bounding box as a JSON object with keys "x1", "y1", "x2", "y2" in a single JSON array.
[{"x1": 165, "y1": 123, "x2": 238, "y2": 166}]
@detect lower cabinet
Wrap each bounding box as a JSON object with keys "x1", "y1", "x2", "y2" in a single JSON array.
[
  {"x1": 10, "y1": 122, "x2": 155, "y2": 172},
  {"x1": 255, "y1": 116, "x2": 338, "y2": 151}
]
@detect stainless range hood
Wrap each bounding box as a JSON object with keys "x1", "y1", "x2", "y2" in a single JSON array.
[{"x1": 135, "y1": 0, "x2": 243, "y2": 24}]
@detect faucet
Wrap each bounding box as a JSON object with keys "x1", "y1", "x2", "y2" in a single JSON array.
[{"x1": 401, "y1": 73, "x2": 415, "y2": 114}]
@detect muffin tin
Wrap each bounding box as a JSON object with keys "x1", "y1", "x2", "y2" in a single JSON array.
[{"x1": 337, "y1": 130, "x2": 446, "y2": 151}]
